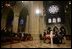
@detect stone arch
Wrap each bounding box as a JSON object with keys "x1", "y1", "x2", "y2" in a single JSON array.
[
  {"x1": 18, "y1": 7, "x2": 29, "y2": 33},
  {"x1": 1, "y1": 7, "x2": 14, "y2": 32},
  {"x1": 6, "y1": 7, "x2": 14, "y2": 32}
]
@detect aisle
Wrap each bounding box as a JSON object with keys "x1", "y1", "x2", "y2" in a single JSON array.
[{"x1": 1, "y1": 40, "x2": 71, "y2": 48}]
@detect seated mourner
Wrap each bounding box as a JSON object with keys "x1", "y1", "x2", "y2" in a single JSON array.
[
  {"x1": 43, "y1": 30, "x2": 47, "y2": 42},
  {"x1": 59, "y1": 26, "x2": 66, "y2": 43},
  {"x1": 53, "y1": 26, "x2": 61, "y2": 44},
  {"x1": 43, "y1": 27, "x2": 51, "y2": 43}
]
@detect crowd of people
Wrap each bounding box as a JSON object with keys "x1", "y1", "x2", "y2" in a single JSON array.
[
  {"x1": 43, "y1": 26, "x2": 66, "y2": 44},
  {"x1": 1, "y1": 27, "x2": 33, "y2": 43},
  {"x1": 1, "y1": 26, "x2": 66, "y2": 44}
]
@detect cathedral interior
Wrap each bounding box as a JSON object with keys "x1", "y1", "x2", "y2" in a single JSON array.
[{"x1": 1, "y1": 1, "x2": 71, "y2": 48}]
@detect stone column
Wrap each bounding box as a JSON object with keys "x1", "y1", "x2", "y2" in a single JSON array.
[
  {"x1": 29, "y1": 1, "x2": 44, "y2": 40},
  {"x1": 12, "y1": 5, "x2": 20, "y2": 33},
  {"x1": 25, "y1": 15, "x2": 29, "y2": 33},
  {"x1": 12, "y1": 15, "x2": 19, "y2": 33}
]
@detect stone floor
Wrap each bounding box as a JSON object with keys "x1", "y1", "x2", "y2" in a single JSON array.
[{"x1": 1, "y1": 40, "x2": 71, "y2": 48}]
